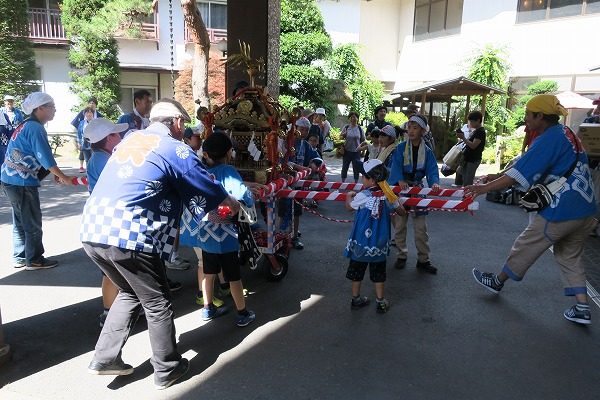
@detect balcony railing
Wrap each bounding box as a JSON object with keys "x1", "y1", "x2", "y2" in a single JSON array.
[
  {"x1": 115, "y1": 21, "x2": 160, "y2": 42},
  {"x1": 27, "y1": 8, "x2": 159, "y2": 44},
  {"x1": 28, "y1": 8, "x2": 67, "y2": 43},
  {"x1": 26, "y1": 8, "x2": 226, "y2": 47},
  {"x1": 184, "y1": 27, "x2": 227, "y2": 44}
]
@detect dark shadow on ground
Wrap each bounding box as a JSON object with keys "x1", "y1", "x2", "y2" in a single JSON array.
[{"x1": 0, "y1": 167, "x2": 89, "y2": 226}]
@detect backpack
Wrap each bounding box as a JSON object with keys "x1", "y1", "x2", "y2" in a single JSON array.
[{"x1": 423, "y1": 130, "x2": 435, "y2": 151}]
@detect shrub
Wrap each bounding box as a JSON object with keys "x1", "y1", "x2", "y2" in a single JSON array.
[{"x1": 385, "y1": 111, "x2": 407, "y2": 127}]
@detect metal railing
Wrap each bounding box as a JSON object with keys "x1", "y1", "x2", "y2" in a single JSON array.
[
  {"x1": 26, "y1": 8, "x2": 160, "y2": 43},
  {"x1": 27, "y1": 8, "x2": 67, "y2": 43},
  {"x1": 26, "y1": 8, "x2": 226, "y2": 46},
  {"x1": 115, "y1": 21, "x2": 160, "y2": 41},
  {"x1": 184, "y1": 26, "x2": 227, "y2": 44}
]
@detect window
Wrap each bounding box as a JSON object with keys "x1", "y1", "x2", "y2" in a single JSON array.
[
  {"x1": 27, "y1": 0, "x2": 61, "y2": 9},
  {"x1": 118, "y1": 87, "x2": 157, "y2": 115},
  {"x1": 517, "y1": 0, "x2": 600, "y2": 23},
  {"x1": 197, "y1": 1, "x2": 227, "y2": 30},
  {"x1": 413, "y1": 0, "x2": 464, "y2": 41}
]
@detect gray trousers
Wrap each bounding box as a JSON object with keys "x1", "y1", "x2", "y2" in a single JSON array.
[
  {"x1": 393, "y1": 214, "x2": 430, "y2": 263},
  {"x1": 82, "y1": 242, "x2": 181, "y2": 381},
  {"x1": 461, "y1": 160, "x2": 481, "y2": 186}
]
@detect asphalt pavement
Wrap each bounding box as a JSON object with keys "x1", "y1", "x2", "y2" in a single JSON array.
[{"x1": 1, "y1": 156, "x2": 599, "y2": 399}]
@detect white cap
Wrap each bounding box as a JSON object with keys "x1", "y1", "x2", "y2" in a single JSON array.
[
  {"x1": 21, "y1": 92, "x2": 53, "y2": 114},
  {"x1": 4, "y1": 95, "x2": 14, "y2": 101},
  {"x1": 361, "y1": 159, "x2": 383, "y2": 177},
  {"x1": 84, "y1": 118, "x2": 129, "y2": 143},
  {"x1": 315, "y1": 107, "x2": 326, "y2": 116},
  {"x1": 380, "y1": 125, "x2": 397, "y2": 138},
  {"x1": 295, "y1": 117, "x2": 311, "y2": 128},
  {"x1": 149, "y1": 98, "x2": 191, "y2": 122}
]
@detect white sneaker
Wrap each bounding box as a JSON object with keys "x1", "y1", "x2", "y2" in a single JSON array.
[{"x1": 166, "y1": 256, "x2": 190, "y2": 270}]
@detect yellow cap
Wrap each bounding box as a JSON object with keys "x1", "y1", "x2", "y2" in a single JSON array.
[{"x1": 526, "y1": 94, "x2": 568, "y2": 117}]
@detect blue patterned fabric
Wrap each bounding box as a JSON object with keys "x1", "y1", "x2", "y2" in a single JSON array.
[
  {"x1": 1, "y1": 118, "x2": 57, "y2": 186},
  {"x1": 191, "y1": 163, "x2": 254, "y2": 254},
  {"x1": 506, "y1": 124, "x2": 596, "y2": 221},
  {"x1": 344, "y1": 189, "x2": 392, "y2": 262},
  {"x1": 80, "y1": 122, "x2": 228, "y2": 260}
]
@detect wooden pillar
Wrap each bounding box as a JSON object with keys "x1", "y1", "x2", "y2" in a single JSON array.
[
  {"x1": 465, "y1": 95, "x2": 471, "y2": 123},
  {"x1": 226, "y1": 0, "x2": 280, "y2": 97},
  {"x1": 481, "y1": 93, "x2": 488, "y2": 120},
  {"x1": 444, "y1": 101, "x2": 451, "y2": 154},
  {"x1": 421, "y1": 90, "x2": 427, "y2": 112}
]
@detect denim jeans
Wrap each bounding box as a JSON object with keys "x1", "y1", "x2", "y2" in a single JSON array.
[{"x1": 1, "y1": 183, "x2": 45, "y2": 265}]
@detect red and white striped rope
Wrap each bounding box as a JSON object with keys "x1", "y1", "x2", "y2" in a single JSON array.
[
  {"x1": 55, "y1": 175, "x2": 89, "y2": 185},
  {"x1": 256, "y1": 169, "x2": 310, "y2": 198},
  {"x1": 292, "y1": 180, "x2": 465, "y2": 198},
  {"x1": 277, "y1": 189, "x2": 478, "y2": 211}
]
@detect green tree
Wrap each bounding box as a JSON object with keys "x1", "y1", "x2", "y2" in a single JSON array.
[
  {"x1": 62, "y1": 0, "x2": 154, "y2": 120},
  {"x1": 280, "y1": 0, "x2": 333, "y2": 113},
  {"x1": 0, "y1": 0, "x2": 39, "y2": 102},
  {"x1": 326, "y1": 43, "x2": 385, "y2": 120},
  {"x1": 505, "y1": 80, "x2": 558, "y2": 132},
  {"x1": 466, "y1": 44, "x2": 511, "y2": 135}
]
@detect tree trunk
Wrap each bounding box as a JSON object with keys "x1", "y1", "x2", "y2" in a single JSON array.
[{"x1": 181, "y1": 0, "x2": 211, "y2": 110}]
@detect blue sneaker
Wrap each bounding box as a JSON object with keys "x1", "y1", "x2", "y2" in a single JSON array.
[
  {"x1": 201, "y1": 304, "x2": 228, "y2": 321},
  {"x1": 237, "y1": 310, "x2": 256, "y2": 327}
]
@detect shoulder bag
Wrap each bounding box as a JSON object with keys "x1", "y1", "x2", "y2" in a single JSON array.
[{"x1": 519, "y1": 131, "x2": 580, "y2": 213}]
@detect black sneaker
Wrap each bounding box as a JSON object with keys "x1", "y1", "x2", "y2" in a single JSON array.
[
  {"x1": 376, "y1": 299, "x2": 390, "y2": 314},
  {"x1": 416, "y1": 260, "x2": 437, "y2": 274},
  {"x1": 350, "y1": 296, "x2": 370, "y2": 310},
  {"x1": 563, "y1": 305, "x2": 591, "y2": 325},
  {"x1": 291, "y1": 237, "x2": 304, "y2": 250},
  {"x1": 394, "y1": 259, "x2": 407, "y2": 269},
  {"x1": 25, "y1": 258, "x2": 59, "y2": 271},
  {"x1": 472, "y1": 268, "x2": 503, "y2": 294},
  {"x1": 154, "y1": 358, "x2": 190, "y2": 390},
  {"x1": 88, "y1": 359, "x2": 134, "y2": 376},
  {"x1": 168, "y1": 279, "x2": 182, "y2": 292}
]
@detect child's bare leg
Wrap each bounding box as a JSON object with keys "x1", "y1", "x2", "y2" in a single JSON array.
[
  {"x1": 202, "y1": 273, "x2": 216, "y2": 305},
  {"x1": 230, "y1": 280, "x2": 246, "y2": 310},
  {"x1": 218, "y1": 271, "x2": 226, "y2": 285},
  {"x1": 375, "y1": 282, "x2": 384, "y2": 300},
  {"x1": 197, "y1": 267, "x2": 205, "y2": 292},
  {"x1": 352, "y1": 281, "x2": 362, "y2": 297}
]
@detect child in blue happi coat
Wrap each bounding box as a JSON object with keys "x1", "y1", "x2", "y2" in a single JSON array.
[
  {"x1": 196, "y1": 132, "x2": 255, "y2": 327},
  {"x1": 345, "y1": 159, "x2": 406, "y2": 313}
]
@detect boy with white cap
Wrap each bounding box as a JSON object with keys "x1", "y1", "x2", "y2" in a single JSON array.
[
  {"x1": 84, "y1": 118, "x2": 127, "y2": 192},
  {"x1": 387, "y1": 114, "x2": 440, "y2": 274},
  {"x1": 83, "y1": 117, "x2": 127, "y2": 327},
  {"x1": 345, "y1": 159, "x2": 406, "y2": 313},
  {"x1": 309, "y1": 107, "x2": 327, "y2": 154}
]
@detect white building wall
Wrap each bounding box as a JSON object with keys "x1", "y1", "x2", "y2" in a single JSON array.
[
  {"x1": 35, "y1": 48, "x2": 78, "y2": 135},
  {"x1": 358, "y1": 0, "x2": 403, "y2": 84},
  {"x1": 316, "y1": 0, "x2": 600, "y2": 95}
]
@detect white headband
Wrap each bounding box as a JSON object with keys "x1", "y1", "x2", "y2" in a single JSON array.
[{"x1": 21, "y1": 92, "x2": 54, "y2": 114}]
